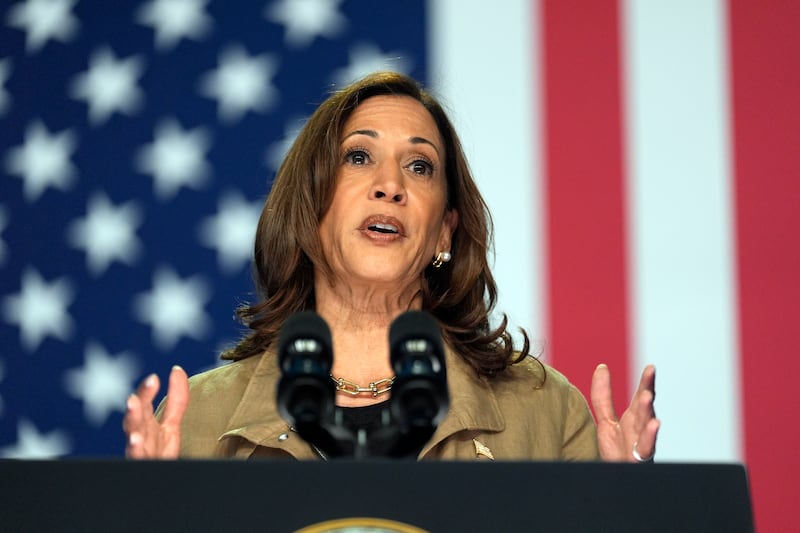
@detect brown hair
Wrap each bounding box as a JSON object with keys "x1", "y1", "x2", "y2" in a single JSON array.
[{"x1": 224, "y1": 71, "x2": 529, "y2": 376}]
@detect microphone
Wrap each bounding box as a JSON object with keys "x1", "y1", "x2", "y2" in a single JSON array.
[
  {"x1": 276, "y1": 311, "x2": 343, "y2": 456},
  {"x1": 385, "y1": 310, "x2": 449, "y2": 457}
]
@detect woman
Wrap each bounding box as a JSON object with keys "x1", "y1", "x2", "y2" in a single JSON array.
[{"x1": 124, "y1": 71, "x2": 659, "y2": 461}]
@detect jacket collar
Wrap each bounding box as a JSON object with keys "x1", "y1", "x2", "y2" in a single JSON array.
[
  {"x1": 218, "y1": 345, "x2": 506, "y2": 458},
  {"x1": 420, "y1": 347, "x2": 505, "y2": 456},
  {"x1": 218, "y1": 349, "x2": 301, "y2": 454}
]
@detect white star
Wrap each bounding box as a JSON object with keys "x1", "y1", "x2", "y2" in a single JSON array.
[
  {"x1": 0, "y1": 419, "x2": 71, "y2": 458},
  {"x1": 199, "y1": 46, "x2": 278, "y2": 123},
  {"x1": 264, "y1": 115, "x2": 306, "y2": 172},
  {"x1": 2, "y1": 268, "x2": 74, "y2": 352},
  {"x1": 70, "y1": 47, "x2": 145, "y2": 125},
  {"x1": 199, "y1": 191, "x2": 261, "y2": 274},
  {"x1": 137, "y1": 0, "x2": 212, "y2": 51},
  {"x1": 6, "y1": 0, "x2": 80, "y2": 53},
  {"x1": 265, "y1": 0, "x2": 347, "y2": 48},
  {"x1": 67, "y1": 193, "x2": 143, "y2": 276},
  {"x1": 135, "y1": 118, "x2": 211, "y2": 200},
  {"x1": 133, "y1": 267, "x2": 211, "y2": 350},
  {"x1": 0, "y1": 58, "x2": 11, "y2": 115},
  {"x1": 4, "y1": 121, "x2": 78, "y2": 202},
  {"x1": 332, "y1": 43, "x2": 412, "y2": 86},
  {"x1": 0, "y1": 205, "x2": 8, "y2": 265},
  {"x1": 64, "y1": 342, "x2": 140, "y2": 427}
]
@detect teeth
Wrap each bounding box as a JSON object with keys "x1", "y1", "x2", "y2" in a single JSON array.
[{"x1": 369, "y1": 223, "x2": 398, "y2": 234}]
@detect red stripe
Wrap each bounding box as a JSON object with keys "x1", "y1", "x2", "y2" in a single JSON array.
[
  {"x1": 540, "y1": 0, "x2": 631, "y2": 411},
  {"x1": 728, "y1": 1, "x2": 800, "y2": 530}
]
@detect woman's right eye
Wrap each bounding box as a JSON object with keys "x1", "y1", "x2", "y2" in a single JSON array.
[{"x1": 344, "y1": 149, "x2": 369, "y2": 165}]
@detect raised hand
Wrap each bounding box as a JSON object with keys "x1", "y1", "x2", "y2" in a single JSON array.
[
  {"x1": 590, "y1": 363, "x2": 660, "y2": 462},
  {"x1": 123, "y1": 365, "x2": 189, "y2": 459}
]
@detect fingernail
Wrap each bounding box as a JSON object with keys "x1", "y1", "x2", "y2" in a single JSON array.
[
  {"x1": 145, "y1": 374, "x2": 157, "y2": 388},
  {"x1": 126, "y1": 395, "x2": 135, "y2": 411},
  {"x1": 172, "y1": 365, "x2": 184, "y2": 372},
  {"x1": 129, "y1": 432, "x2": 142, "y2": 446}
]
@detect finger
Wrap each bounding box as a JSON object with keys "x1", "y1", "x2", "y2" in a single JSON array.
[
  {"x1": 128, "y1": 374, "x2": 159, "y2": 435},
  {"x1": 125, "y1": 392, "x2": 160, "y2": 458},
  {"x1": 637, "y1": 387, "x2": 656, "y2": 421},
  {"x1": 123, "y1": 392, "x2": 147, "y2": 437},
  {"x1": 624, "y1": 388, "x2": 655, "y2": 441},
  {"x1": 632, "y1": 366, "x2": 656, "y2": 426},
  {"x1": 161, "y1": 366, "x2": 189, "y2": 428},
  {"x1": 124, "y1": 392, "x2": 145, "y2": 458},
  {"x1": 122, "y1": 394, "x2": 139, "y2": 435},
  {"x1": 633, "y1": 417, "x2": 661, "y2": 460},
  {"x1": 635, "y1": 364, "x2": 656, "y2": 399},
  {"x1": 136, "y1": 373, "x2": 161, "y2": 407},
  {"x1": 590, "y1": 363, "x2": 618, "y2": 423},
  {"x1": 126, "y1": 431, "x2": 144, "y2": 459},
  {"x1": 127, "y1": 374, "x2": 162, "y2": 455}
]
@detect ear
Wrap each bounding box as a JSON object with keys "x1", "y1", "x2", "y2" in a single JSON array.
[{"x1": 438, "y1": 207, "x2": 459, "y2": 251}]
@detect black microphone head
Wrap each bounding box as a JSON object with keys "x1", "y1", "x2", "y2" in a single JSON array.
[
  {"x1": 276, "y1": 312, "x2": 337, "y2": 449},
  {"x1": 388, "y1": 310, "x2": 444, "y2": 368},
  {"x1": 277, "y1": 311, "x2": 333, "y2": 373},
  {"x1": 388, "y1": 310, "x2": 449, "y2": 442}
]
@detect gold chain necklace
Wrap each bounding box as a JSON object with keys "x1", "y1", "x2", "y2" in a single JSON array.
[{"x1": 330, "y1": 374, "x2": 396, "y2": 398}]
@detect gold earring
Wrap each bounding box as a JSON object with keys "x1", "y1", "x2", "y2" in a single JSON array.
[{"x1": 432, "y1": 251, "x2": 452, "y2": 268}]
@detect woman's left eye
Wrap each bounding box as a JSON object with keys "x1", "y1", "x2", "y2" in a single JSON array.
[{"x1": 408, "y1": 159, "x2": 434, "y2": 176}]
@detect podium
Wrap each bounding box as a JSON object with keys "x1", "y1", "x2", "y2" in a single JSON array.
[{"x1": 1, "y1": 460, "x2": 753, "y2": 532}]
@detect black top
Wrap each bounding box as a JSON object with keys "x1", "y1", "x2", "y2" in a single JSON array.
[
  {"x1": 339, "y1": 400, "x2": 389, "y2": 431},
  {"x1": 338, "y1": 400, "x2": 425, "y2": 458}
]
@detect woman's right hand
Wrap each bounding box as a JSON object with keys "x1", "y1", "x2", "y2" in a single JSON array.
[{"x1": 124, "y1": 365, "x2": 189, "y2": 459}]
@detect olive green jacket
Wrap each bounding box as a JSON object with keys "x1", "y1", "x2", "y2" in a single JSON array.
[{"x1": 172, "y1": 347, "x2": 600, "y2": 461}]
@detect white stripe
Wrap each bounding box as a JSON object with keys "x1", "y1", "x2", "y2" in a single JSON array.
[
  {"x1": 623, "y1": 1, "x2": 741, "y2": 461},
  {"x1": 429, "y1": 0, "x2": 543, "y2": 353}
]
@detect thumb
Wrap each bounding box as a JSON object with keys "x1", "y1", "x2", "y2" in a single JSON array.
[
  {"x1": 161, "y1": 365, "x2": 189, "y2": 428},
  {"x1": 590, "y1": 363, "x2": 618, "y2": 423}
]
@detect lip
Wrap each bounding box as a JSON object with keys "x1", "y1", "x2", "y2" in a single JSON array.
[{"x1": 357, "y1": 214, "x2": 406, "y2": 240}]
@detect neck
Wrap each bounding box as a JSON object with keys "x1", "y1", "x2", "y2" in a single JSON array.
[{"x1": 314, "y1": 273, "x2": 421, "y2": 406}]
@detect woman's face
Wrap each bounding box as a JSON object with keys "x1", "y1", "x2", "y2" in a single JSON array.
[{"x1": 318, "y1": 95, "x2": 458, "y2": 293}]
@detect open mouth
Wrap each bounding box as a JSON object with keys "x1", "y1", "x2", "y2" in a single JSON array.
[
  {"x1": 368, "y1": 223, "x2": 399, "y2": 234},
  {"x1": 360, "y1": 215, "x2": 405, "y2": 237}
]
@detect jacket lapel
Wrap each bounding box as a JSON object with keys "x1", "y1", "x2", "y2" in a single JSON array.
[
  {"x1": 218, "y1": 351, "x2": 319, "y2": 459},
  {"x1": 419, "y1": 347, "x2": 505, "y2": 457}
]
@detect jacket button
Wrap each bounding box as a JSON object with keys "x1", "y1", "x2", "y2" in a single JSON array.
[{"x1": 278, "y1": 433, "x2": 289, "y2": 441}]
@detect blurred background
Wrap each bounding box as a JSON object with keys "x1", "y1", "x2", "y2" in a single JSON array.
[{"x1": 0, "y1": 1, "x2": 796, "y2": 529}]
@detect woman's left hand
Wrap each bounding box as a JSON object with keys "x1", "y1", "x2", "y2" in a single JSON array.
[{"x1": 590, "y1": 363, "x2": 660, "y2": 462}]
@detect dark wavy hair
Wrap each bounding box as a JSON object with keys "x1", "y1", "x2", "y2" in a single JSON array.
[{"x1": 223, "y1": 71, "x2": 529, "y2": 376}]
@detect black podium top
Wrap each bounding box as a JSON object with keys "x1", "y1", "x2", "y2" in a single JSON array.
[{"x1": 0, "y1": 460, "x2": 753, "y2": 533}]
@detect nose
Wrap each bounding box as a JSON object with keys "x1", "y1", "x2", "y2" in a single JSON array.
[{"x1": 368, "y1": 164, "x2": 406, "y2": 204}]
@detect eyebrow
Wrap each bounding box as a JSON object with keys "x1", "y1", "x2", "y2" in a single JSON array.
[{"x1": 343, "y1": 129, "x2": 441, "y2": 157}]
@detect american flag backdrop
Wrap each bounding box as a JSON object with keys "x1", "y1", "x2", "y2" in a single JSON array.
[{"x1": 0, "y1": 1, "x2": 796, "y2": 530}]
